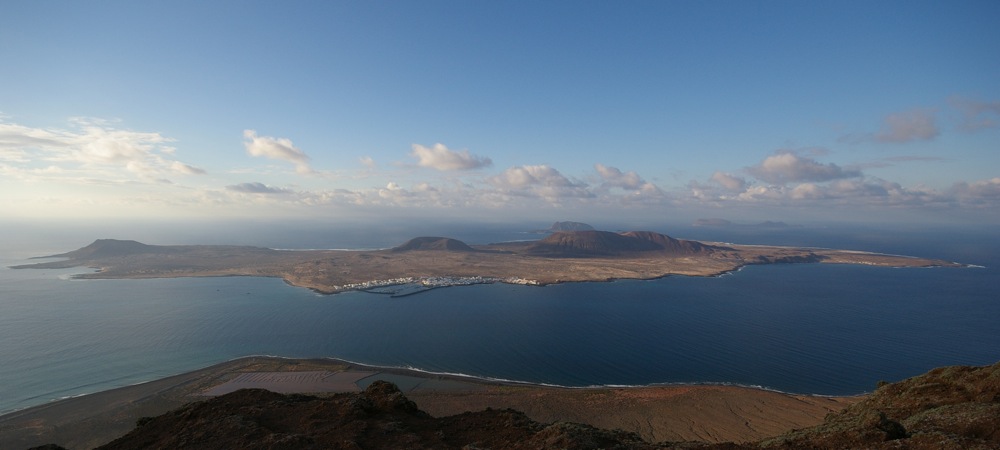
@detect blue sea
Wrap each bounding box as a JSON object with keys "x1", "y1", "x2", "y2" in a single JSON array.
[{"x1": 1, "y1": 223, "x2": 998, "y2": 415}]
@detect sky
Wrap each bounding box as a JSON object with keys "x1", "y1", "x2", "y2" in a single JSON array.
[{"x1": 2, "y1": 1, "x2": 999, "y2": 228}]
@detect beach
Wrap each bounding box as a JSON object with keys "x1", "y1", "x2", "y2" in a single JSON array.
[{"x1": 0, "y1": 356, "x2": 859, "y2": 449}]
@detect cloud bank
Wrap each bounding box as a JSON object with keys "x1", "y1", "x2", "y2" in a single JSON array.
[
  {"x1": 3, "y1": 104, "x2": 997, "y2": 223},
  {"x1": 747, "y1": 152, "x2": 861, "y2": 184},
  {"x1": 410, "y1": 143, "x2": 492, "y2": 171},
  {"x1": 226, "y1": 182, "x2": 292, "y2": 194},
  {"x1": 0, "y1": 118, "x2": 204, "y2": 182}
]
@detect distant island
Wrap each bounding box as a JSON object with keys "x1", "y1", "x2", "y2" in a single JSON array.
[
  {"x1": 12, "y1": 230, "x2": 964, "y2": 295},
  {"x1": 529, "y1": 220, "x2": 596, "y2": 234},
  {"x1": 692, "y1": 218, "x2": 797, "y2": 228},
  {"x1": 546, "y1": 221, "x2": 596, "y2": 232}
]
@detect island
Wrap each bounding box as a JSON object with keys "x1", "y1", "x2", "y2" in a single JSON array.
[{"x1": 11, "y1": 229, "x2": 964, "y2": 295}]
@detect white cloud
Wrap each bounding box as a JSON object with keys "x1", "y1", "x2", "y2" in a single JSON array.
[
  {"x1": 0, "y1": 117, "x2": 204, "y2": 181},
  {"x1": 594, "y1": 164, "x2": 643, "y2": 189},
  {"x1": 488, "y1": 165, "x2": 594, "y2": 203},
  {"x1": 950, "y1": 177, "x2": 1000, "y2": 206},
  {"x1": 594, "y1": 164, "x2": 664, "y2": 200},
  {"x1": 359, "y1": 156, "x2": 376, "y2": 169},
  {"x1": 409, "y1": 143, "x2": 492, "y2": 171},
  {"x1": 710, "y1": 171, "x2": 747, "y2": 191},
  {"x1": 243, "y1": 129, "x2": 312, "y2": 174},
  {"x1": 226, "y1": 182, "x2": 292, "y2": 194},
  {"x1": 171, "y1": 161, "x2": 207, "y2": 175},
  {"x1": 687, "y1": 173, "x2": 993, "y2": 212},
  {"x1": 789, "y1": 183, "x2": 824, "y2": 200},
  {"x1": 490, "y1": 165, "x2": 576, "y2": 189},
  {"x1": 747, "y1": 152, "x2": 862, "y2": 184}
]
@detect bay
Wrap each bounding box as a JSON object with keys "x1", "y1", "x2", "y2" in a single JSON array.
[{"x1": 1, "y1": 228, "x2": 999, "y2": 415}]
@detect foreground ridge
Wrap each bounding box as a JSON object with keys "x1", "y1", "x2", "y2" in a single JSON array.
[{"x1": 32, "y1": 361, "x2": 1000, "y2": 449}]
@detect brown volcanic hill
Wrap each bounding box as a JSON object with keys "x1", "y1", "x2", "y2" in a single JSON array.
[
  {"x1": 50, "y1": 239, "x2": 169, "y2": 259},
  {"x1": 524, "y1": 230, "x2": 713, "y2": 257},
  {"x1": 391, "y1": 236, "x2": 476, "y2": 252},
  {"x1": 93, "y1": 381, "x2": 658, "y2": 450},
  {"x1": 621, "y1": 231, "x2": 714, "y2": 254}
]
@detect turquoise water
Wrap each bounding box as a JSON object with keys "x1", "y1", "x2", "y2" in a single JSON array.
[{"x1": 1, "y1": 229, "x2": 999, "y2": 414}]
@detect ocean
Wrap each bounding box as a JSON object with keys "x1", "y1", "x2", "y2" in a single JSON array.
[{"x1": 1, "y1": 223, "x2": 998, "y2": 415}]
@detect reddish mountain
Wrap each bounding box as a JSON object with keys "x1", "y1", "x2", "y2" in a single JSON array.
[{"x1": 620, "y1": 231, "x2": 713, "y2": 254}]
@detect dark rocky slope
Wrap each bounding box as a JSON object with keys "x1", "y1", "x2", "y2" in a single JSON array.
[{"x1": 759, "y1": 361, "x2": 1000, "y2": 449}]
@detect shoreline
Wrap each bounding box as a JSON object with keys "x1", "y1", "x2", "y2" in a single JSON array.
[
  {"x1": 0, "y1": 356, "x2": 862, "y2": 450},
  {"x1": 1, "y1": 351, "x2": 863, "y2": 419},
  {"x1": 10, "y1": 236, "x2": 966, "y2": 297},
  {"x1": 59, "y1": 257, "x2": 965, "y2": 297}
]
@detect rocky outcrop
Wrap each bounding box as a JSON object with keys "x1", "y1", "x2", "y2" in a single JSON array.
[{"x1": 761, "y1": 361, "x2": 1000, "y2": 449}]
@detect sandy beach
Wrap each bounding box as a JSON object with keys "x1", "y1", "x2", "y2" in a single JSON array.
[{"x1": 0, "y1": 356, "x2": 859, "y2": 449}]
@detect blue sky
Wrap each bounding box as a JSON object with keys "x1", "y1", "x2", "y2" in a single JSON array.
[{"x1": 2, "y1": 1, "x2": 999, "y2": 226}]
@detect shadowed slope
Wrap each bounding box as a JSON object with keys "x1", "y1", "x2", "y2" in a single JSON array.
[{"x1": 621, "y1": 231, "x2": 715, "y2": 254}]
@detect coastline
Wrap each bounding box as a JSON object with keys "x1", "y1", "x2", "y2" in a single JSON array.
[
  {"x1": 29, "y1": 257, "x2": 964, "y2": 297},
  {"x1": 0, "y1": 356, "x2": 860, "y2": 450}
]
